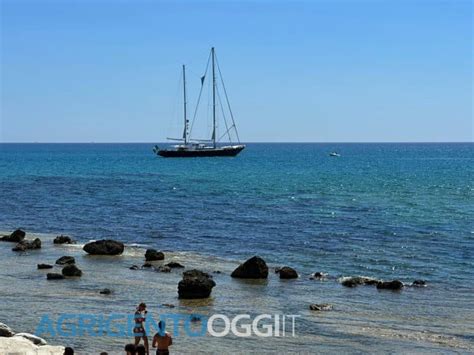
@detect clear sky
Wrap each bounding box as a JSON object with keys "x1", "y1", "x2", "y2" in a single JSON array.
[{"x1": 1, "y1": 0, "x2": 472, "y2": 143}]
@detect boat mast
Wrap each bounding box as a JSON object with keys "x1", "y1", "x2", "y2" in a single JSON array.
[
  {"x1": 182, "y1": 64, "x2": 188, "y2": 145},
  {"x1": 212, "y1": 47, "x2": 216, "y2": 148}
]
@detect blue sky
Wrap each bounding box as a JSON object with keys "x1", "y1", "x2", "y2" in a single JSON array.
[{"x1": 1, "y1": 0, "x2": 472, "y2": 142}]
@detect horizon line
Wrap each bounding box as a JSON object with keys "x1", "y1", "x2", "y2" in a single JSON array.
[{"x1": 0, "y1": 141, "x2": 472, "y2": 144}]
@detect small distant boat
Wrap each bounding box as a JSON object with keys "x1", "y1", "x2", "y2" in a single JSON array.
[
  {"x1": 154, "y1": 47, "x2": 245, "y2": 158},
  {"x1": 329, "y1": 152, "x2": 341, "y2": 157}
]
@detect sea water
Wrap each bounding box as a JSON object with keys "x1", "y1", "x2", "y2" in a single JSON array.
[{"x1": 0, "y1": 143, "x2": 473, "y2": 353}]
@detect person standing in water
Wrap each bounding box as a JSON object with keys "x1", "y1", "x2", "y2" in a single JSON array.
[
  {"x1": 133, "y1": 303, "x2": 149, "y2": 355},
  {"x1": 152, "y1": 321, "x2": 173, "y2": 355}
]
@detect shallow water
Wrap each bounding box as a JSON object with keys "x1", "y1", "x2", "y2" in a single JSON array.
[{"x1": 0, "y1": 143, "x2": 473, "y2": 353}]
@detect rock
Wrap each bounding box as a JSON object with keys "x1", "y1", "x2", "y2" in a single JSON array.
[
  {"x1": 62, "y1": 264, "x2": 82, "y2": 277},
  {"x1": 309, "y1": 303, "x2": 333, "y2": 311},
  {"x1": 165, "y1": 262, "x2": 184, "y2": 269},
  {"x1": 37, "y1": 264, "x2": 53, "y2": 269},
  {"x1": 412, "y1": 279, "x2": 427, "y2": 287},
  {"x1": 310, "y1": 272, "x2": 328, "y2": 280},
  {"x1": 178, "y1": 269, "x2": 216, "y2": 299},
  {"x1": 56, "y1": 256, "x2": 75, "y2": 265},
  {"x1": 0, "y1": 322, "x2": 14, "y2": 337},
  {"x1": 213, "y1": 270, "x2": 222, "y2": 274},
  {"x1": 377, "y1": 280, "x2": 404, "y2": 290},
  {"x1": 47, "y1": 273, "x2": 65, "y2": 280},
  {"x1": 341, "y1": 276, "x2": 380, "y2": 288},
  {"x1": 142, "y1": 263, "x2": 153, "y2": 268},
  {"x1": 231, "y1": 256, "x2": 268, "y2": 279},
  {"x1": 13, "y1": 333, "x2": 47, "y2": 346},
  {"x1": 0, "y1": 336, "x2": 64, "y2": 354},
  {"x1": 274, "y1": 267, "x2": 281, "y2": 274},
  {"x1": 157, "y1": 265, "x2": 171, "y2": 273},
  {"x1": 145, "y1": 249, "x2": 164, "y2": 261},
  {"x1": 0, "y1": 229, "x2": 26, "y2": 243},
  {"x1": 162, "y1": 303, "x2": 175, "y2": 308},
  {"x1": 12, "y1": 238, "x2": 41, "y2": 252},
  {"x1": 99, "y1": 288, "x2": 112, "y2": 295},
  {"x1": 83, "y1": 239, "x2": 124, "y2": 255},
  {"x1": 53, "y1": 235, "x2": 75, "y2": 244},
  {"x1": 129, "y1": 265, "x2": 139, "y2": 270},
  {"x1": 279, "y1": 266, "x2": 298, "y2": 279}
]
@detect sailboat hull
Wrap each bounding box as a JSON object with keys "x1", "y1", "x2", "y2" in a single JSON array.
[{"x1": 157, "y1": 146, "x2": 245, "y2": 158}]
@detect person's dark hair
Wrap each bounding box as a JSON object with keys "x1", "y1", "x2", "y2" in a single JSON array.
[
  {"x1": 136, "y1": 344, "x2": 146, "y2": 355},
  {"x1": 138, "y1": 302, "x2": 146, "y2": 308},
  {"x1": 100, "y1": 352, "x2": 108, "y2": 355},
  {"x1": 64, "y1": 347, "x2": 74, "y2": 355},
  {"x1": 124, "y1": 343, "x2": 136, "y2": 354}
]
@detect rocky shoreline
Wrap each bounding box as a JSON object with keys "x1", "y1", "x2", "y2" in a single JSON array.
[{"x1": 0, "y1": 228, "x2": 432, "y2": 352}]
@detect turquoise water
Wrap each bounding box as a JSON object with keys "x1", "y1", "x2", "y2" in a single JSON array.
[{"x1": 0, "y1": 143, "x2": 473, "y2": 353}]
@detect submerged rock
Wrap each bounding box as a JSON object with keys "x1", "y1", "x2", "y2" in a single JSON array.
[
  {"x1": 37, "y1": 264, "x2": 53, "y2": 270},
  {"x1": 47, "y1": 273, "x2": 65, "y2": 280},
  {"x1": 309, "y1": 303, "x2": 333, "y2": 311},
  {"x1": 157, "y1": 265, "x2": 171, "y2": 273},
  {"x1": 0, "y1": 322, "x2": 14, "y2": 337},
  {"x1": 310, "y1": 272, "x2": 328, "y2": 280},
  {"x1": 62, "y1": 264, "x2": 82, "y2": 277},
  {"x1": 99, "y1": 288, "x2": 112, "y2": 295},
  {"x1": 0, "y1": 229, "x2": 26, "y2": 243},
  {"x1": 279, "y1": 266, "x2": 298, "y2": 279},
  {"x1": 142, "y1": 263, "x2": 153, "y2": 268},
  {"x1": 341, "y1": 276, "x2": 381, "y2": 288},
  {"x1": 412, "y1": 279, "x2": 427, "y2": 287},
  {"x1": 145, "y1": 249, "x2": 164, "y2": 261},
  {"x1": 178, "y1": 269, "x2": 216, "y2": 299},
  {"x1": 129, "y1": 265, "x2": 139, "y2": 270},
  {"x1": 231, "y1": 256, "x2": 268, "y2": 279},
  {"x1": 83, "y1": 239, "x2": 124, "y2": 255},
  {"x1": 56, "y1": 256, "x2": 75, "y2": 265},
  {"x1": 12, "y1": 238, "x2": 41, "y2": 252},
  {"x1": 165, "y1": 262, "x2": 184, "y2": 269},
  {"x1": 53, "y1": 235, "x2": 75, "y2": 244},
  {"x1": 13, "y1": 333, "x2": 47, "y2": 346},
  {"x1": 162, "y1": 303, "x2": 175, "y2": 308},
  {"x1": 377, "y1": 280, "x2": 404, "y2": 290}
]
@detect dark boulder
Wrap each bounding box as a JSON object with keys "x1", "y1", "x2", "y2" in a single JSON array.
[
  {"x1": 0, "y1": 229, "x2": 26, "y2": 243},
  {"x1": 412, "y1": 279, "x2": 427, "y2": 287},
  {"x1": 157, "y1": 265, "x2": 171, "y2": 273},
  {"x1": 145, "y1": 249, "x2": 164, "y2": 261},
  {"x1": 309, "y1": 303, "x2": 333, "y2": 311},
  {"x1": 279, "y1": 266, "x2": 298, "y2": 279},
  {"x1": 377, "y1": 280, "x2": 404, "y2": 290},
  {"x1": 165, "y1": 262, "x2": 185, "y2": 269},
  {"x1": 47, "y1": 273, "x2": 65, "y2": 280},
  {"x1": 0, "y1": 322, "x2": 15, "y2": 337},
  {"x1": 178, "y1": 269, "x2": 216, "y2": 299},
  {"x1": 62, "y1": 264, "x2": 83, "y2": 277},
  {"x1": 83, "y1": 239, "x2": 124, "y2": 255},
  {"x1": 53, "y1": 235, "x2": 75, "y2": 244},
  {"x1": 37, "y1": 264, "x2": 53, "y2": 270},
  {"x1": 310, "y1": 272, "x2": 328, "y2": 280},
  {"x1": 231, "y1": 256, "x2": 268, "y2": 279},
  {"x1": 56, "y1": 256, "x2": 75, "y2": 265},
  {"x1": 99, "y1": 288, "x2": 112, "y2": 295},
  {"x1": 12, "y1": 238, "x2": 41, "y2": 252},
  {"x1": 341, "y1": 276, "x2": 380, "y2": 288}
]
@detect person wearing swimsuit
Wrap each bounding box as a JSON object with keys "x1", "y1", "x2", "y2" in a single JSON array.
[
  {"x1": 133, "y1": 303, "x2": 149, "y2": 355},
  {"x1": 152, "y1": 321, "x2": 173, "y2": 355}
]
